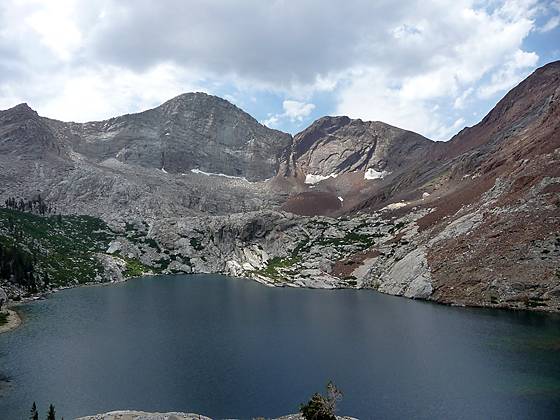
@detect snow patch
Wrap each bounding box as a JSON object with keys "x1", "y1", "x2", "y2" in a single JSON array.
[
  {"x1": 364, "y1": 168, "x2": 390, "y2": 180},
  {"x1": 382, "y1": 201, "x2": 408, "y2": 210},
  {"x1": 190, "y1": 168, "x2": 248, "y2": 182},
  {"x1": 305, "y1": 173, "x2": 338, "y2": 185}
]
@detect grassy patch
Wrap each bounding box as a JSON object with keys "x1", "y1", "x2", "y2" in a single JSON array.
[
  {"x1": 112, "y1": 251, "x2": 154, "y2": 277},
  {"x1": 314, "y1": 231, "x2": 375, "y2": 250},
  {"x1": 254, "y1": 255, "x2": 302, "y2": 280},
  {"x1": 123, "y1": 258, "x2": 152, "y2": 277}
]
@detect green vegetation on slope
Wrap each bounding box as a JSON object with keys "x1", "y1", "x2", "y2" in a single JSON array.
[
  {"x1": 0, "y1": 208, "x2": 163, "y2": 294},
  {"x1": 253, "y1": 255, "x2": 302, "y2": 280},
  {"x1": 253, "y1": 221, "x2": 388, "y2": 282},
  {"x1": 0, "y1": 208, "x2": 113, "y2": 288}
]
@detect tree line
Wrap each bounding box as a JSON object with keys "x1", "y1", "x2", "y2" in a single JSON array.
[
  {"x1": 4, "y1": 195, "x2": 52, "y2": 216},
  {"x1": 30, "y1": 402, "x2": 61, "y2": 420},
  {"x1": 0, "y1": 242, "x2": 45, "y2": 292}
]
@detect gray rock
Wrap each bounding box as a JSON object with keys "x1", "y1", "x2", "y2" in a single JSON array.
[
  {"x1": 287, "y1": 116, "x2": 433, "y2": 181},
  {"x1": 0, "y1": 287, "x2": 7, "y2": 311},
  {"x1": 0, "y1": 94, "x2": 291, "y2": 220}
]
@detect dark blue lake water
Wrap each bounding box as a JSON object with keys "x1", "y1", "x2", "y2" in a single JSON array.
[{"x1": 1, "y1": 274, "x2": 560, "y2": 419}]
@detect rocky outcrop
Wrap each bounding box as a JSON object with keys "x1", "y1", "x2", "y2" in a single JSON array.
[
  {"x1": 76, "y1": 411, "x2": 211, "y2": 420},
  {"x1": 76, "y1": 411, "x2": 357, "y2": 420},
  {"x1": 108, "y1": 208, "x2": 437, "y2": 298},
  {"x1": 0, "y1": 287, "x2": 7, "y2": 311}
]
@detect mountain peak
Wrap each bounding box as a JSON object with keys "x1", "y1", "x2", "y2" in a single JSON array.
[
  {"x1": 3, "y1": 102, "x2": 37, "y2": 115},
  {"x1": 163, "y1": 92, "x2": 237, "y2": 109},
  {"x1": 0, "y1": 102, "x2": 39, "y2": 124}
]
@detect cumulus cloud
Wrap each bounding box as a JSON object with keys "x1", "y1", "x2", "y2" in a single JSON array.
[
  {"x1": 0, "y1": 0, "x2": 555, "y2": 136},
  {"x1": 282, "y1": 100, "x2": 316, "y2": 121},
  {"x1": 537, "y1": 0, "x2": 560, "y2": 31},
  {"x1": 262, "y1": 100, "x2": 316, "y2": 128},
  {"x1": 477, "y1": 50, "x2": 539, "y2": 99},
  {"x1": 335, "y1": 0, "x2": 544, "y2": 139}
]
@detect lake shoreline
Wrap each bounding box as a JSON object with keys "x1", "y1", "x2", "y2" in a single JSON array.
[
  {"x1": 0, "y1": 308, "x2": 21, "y2": 334},
  {"x1": 1, "y1": 269, "x2": 559, "y2": 337}
]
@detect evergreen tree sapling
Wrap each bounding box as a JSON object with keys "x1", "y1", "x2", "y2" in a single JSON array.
[
  {"x1": 30, "y1": 402, "x2": 39, "y2": 420},
  {"x1": 46, "y1": 404, "x2": 56, "y2": 420}
]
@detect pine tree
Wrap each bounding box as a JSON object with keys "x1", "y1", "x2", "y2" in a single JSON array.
[
  {"x1": 46, "y1": 404, "x2": 56, "y2": 420},
  {"x1": 30, "y1": 402, "x2": 39, "y2": 420}
]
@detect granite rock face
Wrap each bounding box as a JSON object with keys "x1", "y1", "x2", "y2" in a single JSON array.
[
  {"x1": 0, "y1": 93, "x2": 291, "y2": 219},
  {"x1": 51, "y1": 92, "x2": 292, "y2": 181},
  {"x1": 288, "y1": 116, "x2": 433, "y2": 181}
]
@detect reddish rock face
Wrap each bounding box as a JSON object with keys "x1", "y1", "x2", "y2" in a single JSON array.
[{"x1": 276, "y1": 60, "x2": 560, "y2": 311}]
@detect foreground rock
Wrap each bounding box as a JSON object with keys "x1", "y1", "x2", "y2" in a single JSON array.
[
  {"x1": 77, "y1": 411, "x2": 357, "y2": 420},
  {"x1": 77, "y1": 411, "x2": 211, "y2": 420}
]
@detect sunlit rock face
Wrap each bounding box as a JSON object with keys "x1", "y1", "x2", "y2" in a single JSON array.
[
  {"x1": 287, "y1": 115, "x2": 433, "y2": 183},
  {"x1": 0, "y1": 93, "x2": 292, "y2": 219}
]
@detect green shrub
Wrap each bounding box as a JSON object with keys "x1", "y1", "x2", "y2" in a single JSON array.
[{"x1": 300, "y1": 381, "x2": 343, "y2": 420}]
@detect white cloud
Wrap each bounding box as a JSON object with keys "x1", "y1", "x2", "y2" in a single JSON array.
[
  {"x1": 477, "y1": 50, "x2": 539, "y2": 99},
  {"x1": 24, "y1": 0, "x2": 83, "y2": 61},
  {"x1": 453, "y1": 88, "x2": 474, "y2": 109},
  {"x1": 538, "y1": 0, "x2": 560, "y2": 31},
  {"x1": 0, "y1": 62, "x2": 205, "y2": 122},
  {"x1": 335, "y1": 0, "x2": 542, "y2": 140},
  {"x1": 261, "y1": 114, "x2": 280, "y2": 128},
  {"x1": 540, "y1": 15, "x2": 560, "y2": 31},
  {"x1": 282, "y1": 100, "x2": 316, "y2": 121},
  {"x1": 0, "y1": 0, "x2": 553, "y2": 138},
  {"x1": 262, "y1": 100, "x2": 316, "y2": 128}
]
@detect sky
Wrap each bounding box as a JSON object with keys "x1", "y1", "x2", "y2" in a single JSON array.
[{"x1": 0, "y1": 0, "x2": 559, "y2": 140}]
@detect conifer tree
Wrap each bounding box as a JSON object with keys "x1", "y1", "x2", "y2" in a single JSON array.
[
  {"x1": 46, "y1": 404, "x2": 56, "y2": 420},
  {"x1": 30, "y1": 402, "x2": 39, "y2": 420}
]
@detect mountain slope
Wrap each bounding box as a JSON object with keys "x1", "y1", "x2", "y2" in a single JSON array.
[
  {"x1": 327, "y1": 60, "x2": 560, "y2": 310},
  {"x1": 0, "y1": 93, "x2": 292, "y2": 219},
  {"x1": 47, "y1": 92, "x2": 292, "y2": 181},
  {"x1": 279, "y1": 116, "x2": 434, "y2": 215}
]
